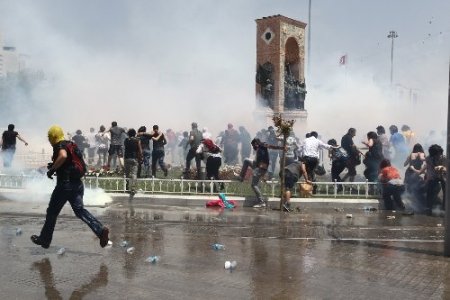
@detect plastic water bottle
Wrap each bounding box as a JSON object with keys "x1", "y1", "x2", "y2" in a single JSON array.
[
  {"x1": 145, "y1": 255, "x2": 160, "y2": 264},
  {"x1": 120, "y1": 240, "x2": 129, "y2": 247},
  {"x1": 211, "y1": 243, "x2": 225, "y2": 250},
  {"x1": 230, "y1": 261, "x2": 237, "y2": 269},
  {"x1": 225, "y1": 260, "x2": 237, "y2": 271},
  {"x1": 224, "y1": 261, "x2": 231, "y2": 269},
  {"x1": 56, "y1": 247, "x2": 66, "y2": 255},
  {"x1": 15, "y1": 228, "x2": 22, "y2": 236},
  {"x1": 126, "y1": 247, "x2": 135, "y2": 254}
]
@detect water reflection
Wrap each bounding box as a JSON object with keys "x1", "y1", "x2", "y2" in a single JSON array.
[
  {"x1": 31, "y1": 258, "x2": 62, "y2": 300},
  {"x1": 31, "y1": 258, "x2": 108, "y2": 300},
  {"x1": 122, "y1": 201, "x2": 153, "y2": 279}
]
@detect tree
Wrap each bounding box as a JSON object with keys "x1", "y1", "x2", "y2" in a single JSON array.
[{"x1": 272, "y1": 114, "x2": 295, "y2": 209}]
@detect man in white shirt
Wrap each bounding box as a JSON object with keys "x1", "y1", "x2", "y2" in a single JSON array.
[{"x1": 302, "y1": 131, "x2": 336, "y2": 187}]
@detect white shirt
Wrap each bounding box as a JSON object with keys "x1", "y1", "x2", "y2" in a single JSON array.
[
  {"x1": 196, "y1": 143, "x2": 222, "y2": 160},
  {"x1": 303, "y1": 136, "x2": 331, "y2": 158}
]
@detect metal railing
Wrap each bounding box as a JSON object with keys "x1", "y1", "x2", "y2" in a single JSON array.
[{"x1": 0, "y1": 174, "x2": 380, "y2": 198}]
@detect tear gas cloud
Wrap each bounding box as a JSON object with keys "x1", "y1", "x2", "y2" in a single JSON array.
[
  {"x1": 0, "y1": 0, "x2": 449, "y2": 152},
  {"x1": 1, "y1": 175, "x2": 112, "y2": 206}
]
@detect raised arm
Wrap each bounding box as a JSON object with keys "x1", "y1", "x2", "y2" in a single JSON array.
[{"x1": 17, "y1": 134, "x2": 28, "y2": 146}]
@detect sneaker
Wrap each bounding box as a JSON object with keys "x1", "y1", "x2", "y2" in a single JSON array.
[
  {"x1": 253, "y1": 201, "x2": 266, "y2": 208},
  {"x1": 30, "y1": 235, "x2": 50, "y2": 249},
  {"x1": 282, "y1": 203, "x2": 292, "y2": 212},
  {"x1": 99, "y1": 227, "x2": 110, "y2": 248}
]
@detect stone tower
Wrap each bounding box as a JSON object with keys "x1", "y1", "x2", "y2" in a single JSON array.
[{"x1": 255, "y1": 15, "x2": 308, "y2": 122}]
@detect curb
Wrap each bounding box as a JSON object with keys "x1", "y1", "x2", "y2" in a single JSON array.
[{"x1": 109, "y1": 193, "x2": 380, "y2": 208}]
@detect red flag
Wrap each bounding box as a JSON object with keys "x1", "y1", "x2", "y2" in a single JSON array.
[{"x1": 339, "y1": 54, "x2": 347, "y2": 65}]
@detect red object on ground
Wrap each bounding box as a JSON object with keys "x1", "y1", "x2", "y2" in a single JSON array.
[{"x1": 206, "y1": 199, "x2": 237, "y2": 208}]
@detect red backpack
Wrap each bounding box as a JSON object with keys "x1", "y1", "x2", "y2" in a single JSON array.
[{"x1": 65, "y1": 142, "x2": 87, "y2": 179}]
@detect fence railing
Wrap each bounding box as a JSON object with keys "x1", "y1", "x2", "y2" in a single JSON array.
[{"x1": 0, "y1": 174, "x2": 380, "y2": 199}]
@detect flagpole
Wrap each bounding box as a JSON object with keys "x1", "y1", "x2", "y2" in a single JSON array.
[{"x1": 307, "y1": 0, "x2": 312, "y2": 81}]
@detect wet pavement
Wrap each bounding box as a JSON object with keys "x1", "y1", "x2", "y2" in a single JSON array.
[{"x1": 1, "y1": 197, "x2": 450, "y2": 300}]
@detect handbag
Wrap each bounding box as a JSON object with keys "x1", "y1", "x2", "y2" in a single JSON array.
[
  {"x1": 298, "y1": 182, "x2": 313, "y2": 197},
  {"x1": 314, "y1": 164, "x2": 326, "y2": 176}
]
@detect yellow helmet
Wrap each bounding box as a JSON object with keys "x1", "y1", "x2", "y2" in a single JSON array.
[{"x1": 48, "y1": 125, "x2": 65, "y2": 145}]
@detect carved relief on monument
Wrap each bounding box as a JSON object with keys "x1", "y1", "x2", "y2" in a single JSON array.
[
  {"x1": 256, "y1": 62, "x2": 274, "y2": 109},
  {"x1": 283, "y1": 37, "x2": 306, "y2": 110}
]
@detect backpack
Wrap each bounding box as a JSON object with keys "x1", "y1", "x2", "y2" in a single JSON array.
[
  {"x1": 65, "y1": 142, "x2": 87, "y2": 179},
  {"x1": 335, "y1": 147, "x2": 349, "y2": 161}
]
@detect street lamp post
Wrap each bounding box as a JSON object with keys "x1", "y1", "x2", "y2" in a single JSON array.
[
  {"x1": 444, "y1": 59, "x2": 450, "y2": 257},
  {"x1": 387, "y1": 30, "x2": 398, "y2": 86}
]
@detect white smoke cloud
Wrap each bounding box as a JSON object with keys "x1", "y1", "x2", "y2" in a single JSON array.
[
  {"x1": 0, "y1": 0, "x2": 448, "y2": 152},
  {"x1": 1, "y1": 175, "x2": 112, "y2": 206}
]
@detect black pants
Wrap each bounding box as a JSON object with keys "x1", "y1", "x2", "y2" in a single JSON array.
[
  {"x1": 40, "y1": 181, "x2": 104, "y2": 246},
  {"x1": 185, "y1": 148, "x2": 201, "y2": 178},
  {"x1": 363, "y1": 158, "x2": 380, "y2": 182},
  {"x1": 426, "y1": 179, "x2": 446, "y2": 212},
  {"x1": 206, "y1": 156, "x2": 222, "y2": 192},
  {"x1": 382, "y1": 184, "x2": 405, "y2": 210},
  {"x1": 331, "y1": 160, "x2": 346, "y2": 183},
  {"x1": 206, "y1": 156, "x2": 221, "y2": 180},
  {"x1": 303, "y1": 156, "x2": 319, "y2": 182}
]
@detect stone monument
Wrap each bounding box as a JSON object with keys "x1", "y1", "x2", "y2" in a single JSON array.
[{"x1": 255, "y1": 15, "x2": 308, "y2": 122}]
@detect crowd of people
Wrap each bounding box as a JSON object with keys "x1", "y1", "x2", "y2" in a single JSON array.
[{"x1": 1, "y1": 122, "x2": 447, "y2": 215}]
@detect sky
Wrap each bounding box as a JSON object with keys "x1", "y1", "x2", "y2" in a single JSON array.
[{"x1": 0, "y1": 0, "x2": 449, "y2": 149}]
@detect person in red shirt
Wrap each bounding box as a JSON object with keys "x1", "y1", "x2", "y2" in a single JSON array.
[{"x1": 379, "y1": 159, "x2": 406, "y2": 210}]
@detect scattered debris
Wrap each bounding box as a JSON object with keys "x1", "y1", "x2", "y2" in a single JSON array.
[
  {"x1": 224, "y1": 260, "x2": 237, "y2": 271},
  {"x1": 211, "y1": 243, "x2": 225, "y2": 250},
  {"x1": 145, "y1": 256, "x2": 160, "y2": 264}
]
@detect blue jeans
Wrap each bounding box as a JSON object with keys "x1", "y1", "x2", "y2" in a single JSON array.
[
  {"x1": 152, "y1": 149, "x2": 167, "y2": 176},
  {"x1": 138, "y1": 149, "x2": 151, "y2": 178},
  {"x1": 240, "y1": 158, "x2": 266, "y2": 202},
  {"x1": 2, "y1": 147, "x2": 15, "y2": 167},
  {"x1": 39, "y1": 180, "x2": 104, "y2": 246}
]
